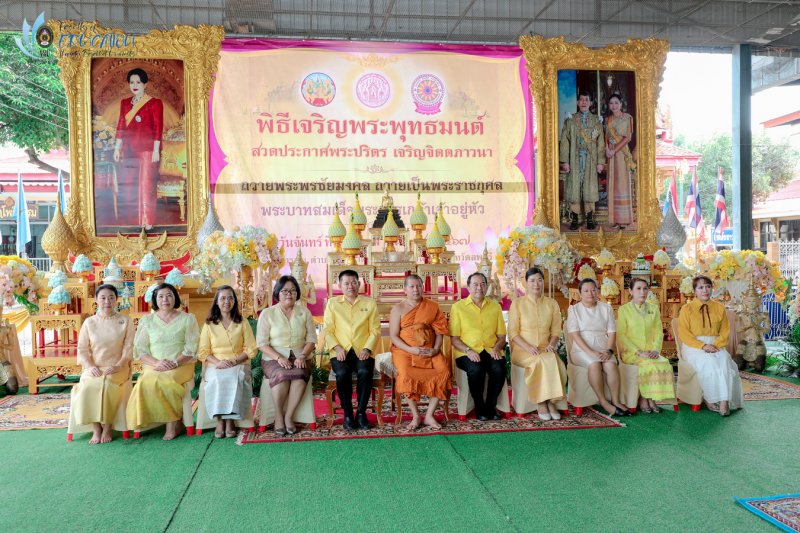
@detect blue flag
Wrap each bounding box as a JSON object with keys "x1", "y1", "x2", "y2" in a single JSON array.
[
  {"x1": 13, "y1": 172, "x2": 31, "y2": 256},
  {"x1": 57, "y1": 169, "x2": 67, "y2": 213}
]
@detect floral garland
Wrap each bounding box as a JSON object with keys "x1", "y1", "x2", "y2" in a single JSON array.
[
  {"x1": 496, "y1": 225, "x2": 578, "y2": 295},
  {"x1": 0, "y1": 255, "x2": 41, "y2": 313},
  {"x1": 192, "y1": 226, "x2": 285, "y2": 291},
  {"x1": 701, "y1": 249, "x2": 788, "y2": 302}
]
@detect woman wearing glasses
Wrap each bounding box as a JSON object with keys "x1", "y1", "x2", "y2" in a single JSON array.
[{"x1": 256, "y1": 275, "x2": 317, "y2": 435}]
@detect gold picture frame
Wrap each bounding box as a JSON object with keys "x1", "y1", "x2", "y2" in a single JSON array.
[
  {"x1": 51, "y1": 21, "x2": 224, "y2": 263},
  {"x1": 519, "y1": 36, "x2": 669, "y2": 259}
]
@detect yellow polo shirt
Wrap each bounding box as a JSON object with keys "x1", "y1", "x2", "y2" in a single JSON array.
[
  {"x1": 448, "y1": 296, "x2": 506, "y2": 359},
  {"x1": 323, "y1": 295, "x2": 381, "y2": 355}
]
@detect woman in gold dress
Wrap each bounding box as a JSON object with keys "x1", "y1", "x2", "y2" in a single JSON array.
[
  {"x1": 507, "y1": 267, "x2": 567, "y2": 420},
  {"x1": 126, "y1": 283, "x2": 199, "y2": 440}
]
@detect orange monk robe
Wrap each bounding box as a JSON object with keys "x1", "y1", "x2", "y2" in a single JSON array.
[{"x1": 391, "y1": 298, "x2": 451, "y2": 402}]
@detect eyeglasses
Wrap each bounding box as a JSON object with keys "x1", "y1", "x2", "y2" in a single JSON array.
[{"x1": 279, "y1": 289, "x2": 298, "y2": 296}]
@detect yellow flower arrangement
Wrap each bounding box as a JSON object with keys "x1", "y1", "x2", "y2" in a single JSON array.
[
  {"x1": 594, "y1": 248, "x2": 615, "y2": 270},
  {"x1": 702, "y1": 249, "x2": 787, "y2": 302},
  {"x1": 577, "y1": 264, "x2": 596, "y2": 281}
]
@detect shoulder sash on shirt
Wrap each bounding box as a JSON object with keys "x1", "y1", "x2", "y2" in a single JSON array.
[{"x1": 124, "y1": 94, "x2": 153, "y2": 126}]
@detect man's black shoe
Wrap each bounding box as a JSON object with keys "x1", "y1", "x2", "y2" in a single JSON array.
[{"x1": 356, "y1": 412, "x2": 371, "y2": 429}]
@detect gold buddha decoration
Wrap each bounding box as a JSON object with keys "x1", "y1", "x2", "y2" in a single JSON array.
[
  {"x1": 478, "y1": 243, "x2": 502, "y2": 301},
  {"x1": 290, "y1": 249, "x2": 316, "y2": 307}
]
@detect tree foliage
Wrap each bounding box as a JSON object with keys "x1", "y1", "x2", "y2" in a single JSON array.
[
  {"x1": 685, "y1": 133, "x2": 799, "y2": 223},
  {"x1": 0, "y1": 33, "x2": 68, "y2": 154}
]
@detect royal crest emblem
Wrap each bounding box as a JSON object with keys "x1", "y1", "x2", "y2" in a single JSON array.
[{"x1": 355, "y1": 73, "x2": 390, "y2": 108}]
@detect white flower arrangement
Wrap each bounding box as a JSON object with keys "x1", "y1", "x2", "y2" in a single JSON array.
[
  {"x1": 71, "y1": 254, "x2": 93, "y2": 274},
  {"x1": 140, "y1": 252, "x2": 161, "y2": 273},
  {"x1": 47, "y1": 285, "x2": 71, "y2": 305},
  {"x1": 600, "y1": 277, "x2": 620, "y2": 297},
  {"x1": 496, "y1": 224, "x2": 578, "y2": 296},
  {"x1": 595, "y1": 248, "x2": 616, "y2": 270},
  {"x1": 47, "y1": 270, "x2": 68, "y2": 289},
  {"x1": 144, "y1": 283, "x2": 159, "y2": 306},
  {"x1": 646, "y1": 291, "x2": 660, "y2": 305},
  {"x1": 652, "y1": 249, "x2": 671, "y2": 269},
  {"x1": 164, "y1": 267, "x2": 184, "y2": 288},
  {"x1": 680, "y1": 276, "x2": 694, "y2": 296}
]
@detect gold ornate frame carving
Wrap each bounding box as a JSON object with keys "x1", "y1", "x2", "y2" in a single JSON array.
[
  {"x1": 519, "y1": 36, "x2": 669, "y2": 259},
  {"x1": 51, "y1": 22, "x2": 224, "y2": 263}
]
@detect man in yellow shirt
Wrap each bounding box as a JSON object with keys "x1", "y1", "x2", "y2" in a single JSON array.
[
  {"x1": 323, "y1": 270, "x2": 381, "y2": 430},
  {"x1": 449, "y1": 272, "x2": 507, "y2": 421}
]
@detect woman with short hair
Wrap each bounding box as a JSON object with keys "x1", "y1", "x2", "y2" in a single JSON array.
[
  {"x1": 507, "y1": 267, "x2": 567, "y2": 420},
  {"x1": 256, "y1": 275, "x2": 317, "y2": 436},
  {"x1": 126, "y1": 283, "x2": 199, "y2": 440},
  {"x1": 566, "y1": 278, "x2": 631, "y2": 417}
]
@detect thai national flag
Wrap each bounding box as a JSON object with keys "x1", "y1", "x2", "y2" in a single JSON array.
[
  {"x1": 714, "y1": 167, "x2": 730, "y2": 236},
  {"x1": 686, "y1": 168, "x2": 705, "y2": 240},
  {"x1": 684, "y1": 174, "x2": 696, "y2": 223},
  {"x1": 663, "y1": 169, "x2": 678, "y2": 217}
]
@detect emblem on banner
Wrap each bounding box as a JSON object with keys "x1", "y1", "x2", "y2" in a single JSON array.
[
  {"x1": 301, "y1": 72, "x2": 336, "y2": 107},
  {"x1": 355, "y1": 73, "x2": 390, "y2": 108},
  {"x1": 411, "y1": 74, "x2": 444, "y2": 115}
]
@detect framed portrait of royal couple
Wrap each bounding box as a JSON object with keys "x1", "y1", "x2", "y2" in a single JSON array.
[{"x1": 520, "y1": 36, "x2": 669, "y2": 259}]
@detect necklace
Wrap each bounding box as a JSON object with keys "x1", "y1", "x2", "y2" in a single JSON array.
[
  {"x1": 632, "y1": 302, "x2": 649, "y2": 317},
  {"x1": 131, "y1": 93, "x2": 143, "y2": 105}
]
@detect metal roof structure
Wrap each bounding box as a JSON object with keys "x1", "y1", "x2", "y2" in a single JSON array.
[
  {"x1": 0, "y1": 1, "x2": 796, "y2": 50},
  {"x1": 2, "y1": 1, "x2": 799, "y2": 88}
]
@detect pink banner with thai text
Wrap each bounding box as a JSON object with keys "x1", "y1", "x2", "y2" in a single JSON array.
[{"x1": 209, "y1": 38, "x2": 535, "y2": 284}]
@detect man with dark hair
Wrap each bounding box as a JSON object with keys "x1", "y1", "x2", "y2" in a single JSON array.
[
  {"x1": 449, "y1": 272, "x2": 507, "y2": 421},
  {"x1": 559, "y1": 90, "x2": 606, "y2": 230},
  {"x1": 323, "y1": 270, "x2": 381, "y2": 430}
]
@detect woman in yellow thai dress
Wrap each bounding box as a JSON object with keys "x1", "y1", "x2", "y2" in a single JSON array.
[
  {"x1": 616, "y1": 277, "x2": 675, "y2": 413},
  {"x1": 71, "y1": 284, "x2": 134, "y2": 443},
  {"x1": 678, "y1": 275, "x2": 743, "y2": 416},
  {"x1": 605, "y1": 93, "x2": 634, "y2": 229},
  {"x1": 197, "y1": 285, "x2": 257, "y2": 438},
  {"x1": 126, "y1": 283, "x2": 199, "y2": 440},
  {"x1": 508, "y1": 267, "x2": 567, "y2": 421}
]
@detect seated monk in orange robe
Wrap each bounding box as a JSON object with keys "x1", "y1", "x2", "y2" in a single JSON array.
[{"x1": 390, "y1": 274, "x2": 451, "y2": 431}]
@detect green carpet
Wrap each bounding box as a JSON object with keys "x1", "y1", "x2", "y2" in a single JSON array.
[{"x1": 1, "y1": 394, "x2": 798, "y2": 531}]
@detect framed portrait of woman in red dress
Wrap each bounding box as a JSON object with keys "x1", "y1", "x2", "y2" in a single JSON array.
[
  {"x1": 91, "y1": 57, "x2": 187, "y2": 236},
  {"x1": 51, "y1": 22, "x2": 223, "y2": 263}
]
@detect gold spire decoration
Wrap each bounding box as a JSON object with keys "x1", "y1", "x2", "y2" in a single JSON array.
[{"x1": 41, "y1": 195, "x2": 76, "y2": 276}]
